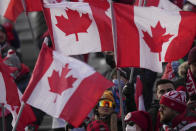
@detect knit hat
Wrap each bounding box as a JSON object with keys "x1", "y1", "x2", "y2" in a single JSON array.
[
  {"x1": 100, "y1": 90, "x2": 115, "y2": 104},
  {"x1": 160, "y1": 90, "x2": 187, "y2": 113},
  {"x1": 124, "y1": 111, "x2": 152, "y2": 131},
  {"x1": 87, "y1": 120, "x2": 109, "y2": 131},
  {"x1": 188, "y1": 46, "x2": 196, "y2": 65}
]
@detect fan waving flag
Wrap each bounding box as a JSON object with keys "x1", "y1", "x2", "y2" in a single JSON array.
[
  {"x1": 0, "y1": 57, "x2": 20, "y2": 106},
  {"x1": 0, "y1": 0, "x2": 42, "y2": 21},
  {"x1": 0, "y1": 58, "x2": 36, "y2": 131},
  {"x1": 114, "y1": 3, "x2": 196, "y2": 72},
  {"x1": 43, "y1": 1, "x2": 113, "y2": 56},
  {"x1": 22, "y1": 40, "x2": 114, "y2": 127}
]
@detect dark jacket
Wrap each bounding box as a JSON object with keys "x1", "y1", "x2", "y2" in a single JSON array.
[{"x1": 148, "y1": 100, "x2": 160, "y2": 131}]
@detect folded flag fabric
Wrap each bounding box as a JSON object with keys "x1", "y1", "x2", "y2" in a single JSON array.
[
  {"x1": 0, "y1": 0, "x2": 42, "y2": 21},
  {"x1": 22, "y1": 39, "x2": 113, "y2": 127}
]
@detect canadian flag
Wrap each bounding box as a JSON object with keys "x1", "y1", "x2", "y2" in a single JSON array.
[
  {"x1": 0, "y1": 58, "x2": 36, "y2": 131},
  {"x1": 22, "y1": 39, "x2": 114, "y2": 127},
  {"x1": 134, "y1": 76, "x2": 145, "y2": 111},
  {"x1": 114, "y1": 3, "x2": 196, "y2": 72},
  {"x1": 0, "y1": 0, "x2": 42, "y2": 21},
  {"x1": 43, "y1": 1, "x2": 113, "y2": 56}
]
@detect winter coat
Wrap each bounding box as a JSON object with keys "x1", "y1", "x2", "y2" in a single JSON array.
[{"x1": 168, "y1": 111, "x2": 196, "y2": 131}]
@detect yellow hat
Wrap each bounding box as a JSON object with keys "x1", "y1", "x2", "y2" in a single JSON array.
[{"x1": 100, "y1": 90, "x2": 115, "y2": 105}]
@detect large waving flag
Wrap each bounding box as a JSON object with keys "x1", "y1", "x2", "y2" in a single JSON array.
[
  {"x1": 22, "y1": 39, "x2": 113, "y2": 127},
  {"x1": 114, "y1": 3, "x2": 196, "y2": 72},
  {"x1": 43, "y1": 1, "x2": 113, "y2": 56},
  {"x1": 0, "y1": 0, "x2": 42, "y2": 21}
]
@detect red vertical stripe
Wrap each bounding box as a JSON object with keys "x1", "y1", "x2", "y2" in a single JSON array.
[
  {"x1": 113, "y1": 4, "x2": 140, "y2": 67},
  {"x1": 165, "y1": 11, "x2": 196, "y2": 62},
  {"x1": 87, "y1": 1, "x2": 114, "y2": 51},
  {"x1": 59, "y1": 72, "x2": 113, "y2": 127},
  {"x1": 4, "y1": 0, "x2": 23, "y2": 21}
]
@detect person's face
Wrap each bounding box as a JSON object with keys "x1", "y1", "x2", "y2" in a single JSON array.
[
  {"x1": 159, "y1": 104, "x2": 176, "y2": 124},
  {"x1": 0, "y1": 30, "x2": 6, "y2": 43},
  {"x1": 126, "y1": 124, "x2": 142, "y2": 131},
  {"x1": 98, "y1": 99, "x2": 114, "y2": 116},
  {"x1": 190, "y1": 62, "x2": 196, "y2": 78},
  {"x1": 156, "y1": 83, "x2": 175, "y2": 100}
]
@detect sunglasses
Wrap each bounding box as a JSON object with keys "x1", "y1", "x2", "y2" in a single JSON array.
[{"x1": 99, "y1": 100, "x2": 113, "y2": 108}]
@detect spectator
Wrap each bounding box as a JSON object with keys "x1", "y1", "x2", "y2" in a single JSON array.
[
  {"x1": 0, "y1": 24, "x2": 11, "y2": 58},
  {"x1": 148, "y1": 79, "x2": 175, "y2": 131},
  {"x1": 174, "y1": 46, "x2": 196, "y2": 99},
  {"x1": 123, "y1": 68, "x2": 157, "y2": 112},
  {"x1": 111, "y1": 68, "x2": 130, "y2": 115},
  {"x1": 124, "y1": 111, "x2": 152, "y2": 131},
  {"x1": 3, "y1": 22, "x2": 22, "y2": 59},
  {"x1": 87, "y1": 120, "x2": 109, "y2": 131},
  {"x1": 159, "y1": 90, "x2": 196, "y2": 130},
  {"x1": 3, "y1": 49, "x2": 30, "y2": 93},
  {"x1": 91, "y1": 90, "x2": 118, "y2": 131}
]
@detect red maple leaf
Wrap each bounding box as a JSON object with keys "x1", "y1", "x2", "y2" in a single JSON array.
[
  {"x1": 142, "y1": 21, "x2": 173, "y2": 61},
  {"x1": 48, "y1": 64, "x2": 77, "y2": 96},
  {"x1": 55, "y1": 8, "x2": 92, "y2": 41}
]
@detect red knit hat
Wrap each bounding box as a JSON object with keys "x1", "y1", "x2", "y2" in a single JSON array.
[
  {"x1": 160, "y1": 90, "x2": 187, "y2": 113},
  {"x1": 188, "y1": 46, "x2": 196, "y2": 65},
  {"x1": 87, "y1": 120, "x2": 109, "y2": 131},
  {"x1": 124, "y1": 111, "x2": 152, "y2": 131}
]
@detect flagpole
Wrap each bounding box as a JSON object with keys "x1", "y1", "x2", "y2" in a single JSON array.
[
  {"x1": 20, "y1": 0, "x2": 36, "y2": 44},
  {"x1": 12, "y1": 102, "x2": 25, "y2": 131},
  {"x1": 110, "y1": 1, "x2": 126, "y2": 131},
  {"x1": 129, "y1": 68, "x2": 135, "y2": 83},
  {"x1": 0, "y1": 104, "x2": 5, "y2": 131}
]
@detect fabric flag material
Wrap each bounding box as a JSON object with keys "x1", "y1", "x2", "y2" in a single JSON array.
[
  {"x1": 22, "y1": 40, "x2": 114, "y2": 127},
  {"x1": 0, "y1": 0, "x2": 42, "y2": 21},
  {"x1": 0, "y1": 58, "x2": 36, "y2": 131},
  {"x1": 0, "y1": 57, "x2": 20, "y2": 106},
  {"x1": 114, "y1": 4, "x2": 196, "y2": 72},
  {"x1": 43, "y1": 1, "x2": 113, "y2": 56},
  {"x1": 135, "y1": 76, "x2": 145, "y2": 111},
  {"x1": 6, "y1": 93, "x2": 37, "y2": 131}
]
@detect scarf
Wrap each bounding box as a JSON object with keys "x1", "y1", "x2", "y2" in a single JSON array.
[{"x1": 186, "y1": 69, "x2": 196, "y2": 96}]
